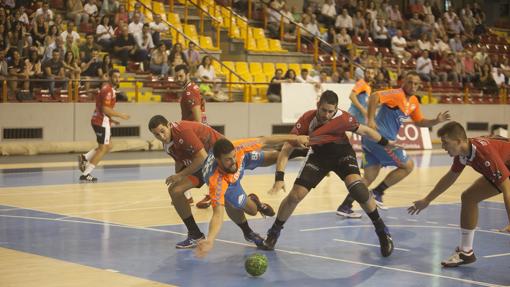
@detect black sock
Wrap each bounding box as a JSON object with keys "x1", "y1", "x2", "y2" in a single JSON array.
[
  {"x1": 237, "y1": 220, "x2": 253, "y2": 236},
  {"x1": 183, "y1": 216, "x2": 203, "y2": 238},
  {"x1": 272, "y1": 218, "x2": 286, "y2": 229},
  {"x1": 373, "y1": 181, "x2": 389, "y2": 195},
  {"x1": 367, "y1": 209, "x2": 386, "y2": 232},
  {"x1": 340, "y1": 195, "x2": 355, "y2": 208}
]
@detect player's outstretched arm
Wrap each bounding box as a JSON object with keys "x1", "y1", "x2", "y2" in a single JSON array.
[
  {"x1": 268, "y1": 142, "x2": 294, "y2": 194},
  {"x1": 102, "y1": 106, "x2": 130, "y2": 120},
  {"x1": 498, "y1": 178, "x2": 510, "y2": 233},
  {"x1": 408, "y1": 170, "x2": 460, "y2": 215},
  {"x1": 166, "y1": 148, "x2": 208, "y2": 187},
  {"x1": 196, "y1": 204, "x2": 224, "y2": 258},
  {"x1": 354, "y1": 124, "x2": 400, "y2": 148},
  {"x1": 415, "y1": 111, "x2": 451, "y2": 127},
  {"x1": 258, "y1": 134, "x2": 309, "y2": 148},
  {"x1": 366, "y1": 90, "x2": 380, "y2": 129}
]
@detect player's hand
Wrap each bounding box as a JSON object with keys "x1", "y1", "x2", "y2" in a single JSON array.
[
  {"x1": 436, "y1": 111, "x2": 451, "y2": 123},
  {"x1": 498, "y1": 224, "x2": 510, "y2": 233},
  {"x1": 119, "y1": 113, "x2": 130, "y2": 120},
  {"x1": 111, "y1": 119, "x2": 120, "y2": 126},
  {"x1": 368, "y1": 119, "x2": 377, "y2": 130},
  {"x1": 195, "y1": 239, "x2": 213, "y2": 258},
  {"x1": 407, "y1": 199, "x2": 430, "y2": 215},
  {"x1": 295, "y1": 135, "x2": 309, "y2": 148},
  {"x1": 165, "y1": 173, "x2": 184, "y2": 188},
  {"x1": 268, "y1": 180, "x2": 286, "y2": 194}
]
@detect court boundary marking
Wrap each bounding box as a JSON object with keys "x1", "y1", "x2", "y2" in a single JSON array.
[{"x1": 0, "y1": 213, "x2": 508, "y2": 287}]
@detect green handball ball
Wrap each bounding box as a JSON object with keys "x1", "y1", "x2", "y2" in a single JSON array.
[{"x1": 245, "y1": 253, "x2": 268, "y2": 277}]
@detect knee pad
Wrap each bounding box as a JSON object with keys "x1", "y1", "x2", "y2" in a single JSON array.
[{"x1": 347, "y1": 180, "x2": 370, "y2": 203}]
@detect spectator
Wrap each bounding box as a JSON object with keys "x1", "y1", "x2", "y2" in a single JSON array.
[
  {"x1": 113, "y1": 26, "x2": 137, "y2": 66},
  {"x1": 96, "y1": 15, "x2": 115, "y2": 51},
  {"x1": 408, "y1": 13, "x2": 423, "y2": 39},
  {"x1": 336, "y1": 27, "x2": 352, "y2": 56},
  {"x1": 134, "y1": 23, "x2": 153, "y2": 68},
  {"x1": 284, "y1": 69, "x2": 297, "y2": 82},
  {"x1": 474, "y1": 46, "x2": 489, "y2": 66},
  {"x1": 128, "y1": 13, "x2": 143, "y2": 39},
  {"x1": 7, "y1": 50, "x2": 24, "y2": 96},
  {"x1": 80, "y1": 49, "x2": 103, "y2": 90},
  {"x1": 492, "y1": 67, "x2": 506, "y2": 88},
  {"x1": 352, "y1": 10, "x2": 368, "y2": 38},
  {"x1": 100, "y1": 0, "x2": 119, "y2": 17},
  {"x1": 114, "y1": 4, "x2": 129, "y2": 27},
  {"x1": 449, "y1": 33, "x2": 463, "y2": 54},
  {"x1": 335, "y1": 8, "x2": 353, "y2": 33},
  {"x1": 196, "y1": 55, "x2": 224, "y2": 101},
  {"x1": 267, "y1": 68, "x2": 288, "y2": 102},
  {"x1": 417, "y1": 33, "x2": 432, "y2": 53},
  {"x1": 416, "y1": 50, "x2": 437, "y2": 82},
  {"x1": 60, "y1": 22, "x2": 81, "y2": 44},
  {"x1": 64, "y1": 34, "x2": 80, "y2": 60},
  {"x1": 184, "y1": 42, "x2": 200, "y2": 74},
  {"x1": 34, "y1": 1, "x2": 54, "y2": 23},
  {"x1": 476, "y1": 63, "x2": 498, "y2": 96},
  {"x1": 23, "y1": 50, "x2": 43, "y2": 90},
  {"x1": 372, "y1": 17, "x2": 389, "y2": 47},
  {"x1": 168, "y1": 43, "x2": 188, "y2": 75},
  {"x1": 150, "y1": 42, "x2": 169, "y2": 78},
  {"x1": 387, "y1": 4, "x2": 402, "y2": 26},
  {"x1": 31, "y1": 14, "x2": 48, "y2": 46},
  {"x1": 62, "y1": 50, "x2": 81, "y2": 80},
  {"x1": 300, "y1": 16, "x2": 320, "y2": 48},
  {"x1": 128, "y1": 2, "x2": 144, "y2": 23},
  {"x1": 366, "y1": 1, "x2": 377, "y2": 20},
  {"x1": 80, "y1": 33, "x2": 101, "y2": 63},
  {"x1": 296, "y1": 68, "x2": 317, "y2": 83},
  {"x1": 100, "y1": 53, "x2": 113, "y2": 79},
  {"x1": 447, "y1": 16, "x2": 464, "y2": 37},
  {"x1": 433, "y1": 35, "x2": 452, "y2": 58},
  {"x1": 42, "y1": 49, "x2": 66, "y2": 96},
  {"x1": 149, "y1": 14, "x2": 167, "y2": 47},
  {"x1": 437, "y1": 52, "x2": 460, "y2": 82},
  {"x1": 319, "y1": 0, "x2": 336, "y2": 26},
  {"x1": 391, "y1": 29, "x2": 410, "y2": 60},
  {"x1": 67, "y1": 0, "x2": 89, "y2": 27},
  {"x1": 83, "y1": 0, "x2": 99, "y2": 25},
  {"x1": 462, "y1": 51, "x2": 476, "y2": 83}
]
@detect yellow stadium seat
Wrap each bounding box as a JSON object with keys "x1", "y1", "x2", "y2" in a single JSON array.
[
  {"x1": 212, "y1": 59, "x2": 224, "y2": 76},
  {"x1": 152, "y1": 1, "x2": 164, "y2": 13},
  {"x1": 235, "y1": 62, "x2": 249, "y2": 75},
  {"x1": 184, "y1": 24, "x2": 198, "y2": 37},
  {"x1": 223, "y1": 61, "x2": 235, "y2": 75},
  {"x1": 246, "y1": 37, "x2": 257, "y2": 51},
  {"x1": 275, "y1": 63, "x2": 288, "y2": 72},
  {"x1": 249, "y1": 62, "x2": 263, "y2": 74},
  {"x1": 268, "y1": 39, "x2": 288, "y2": 52},
  {"x1": 255, "y1": 38, "x2": 270, "y2": 52},
  {"x1": 288, "y1": 63, "x2": 300, "y2": 73},
  {"x1": 262, "y1": 62, "x2": 275, "y2": 76},
  {"x1": 126, "y1": 91, "x2": 136, "y2": 102},
  {"x1": 167, "y1": 13, "x2": 180, "y2": 24},
  {"x1": 229, "y1": 26, "x2": 241, "y2": 39},
  {"x1": 113, "y1": 65, "x2": 125, "y2": 73},
  {"x1": 119, "y1": 82, "x2": 134, "y2": 89},
  {"x1": 199, "y1": 36, "x2": 219, "y2": 51},
  {"x1": 251, "y1": 28, "x2": 265, "y2": 40}
]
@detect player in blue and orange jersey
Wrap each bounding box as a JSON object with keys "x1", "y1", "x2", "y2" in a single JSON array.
[
  {"x1": 149, "y1": 115, "x2": 271, "y2": 249},
  {"x1": 261, "y1": 90, "x2": 399, "y2": 257},
  {"x1": 409, "y1": 122, "x2": 510, "y2": 267},
  {"x1": 78, "y1": 69, "x2": 130, "y2": 182},
  {"x1": 195, "y1": 135, "x2": 309, "y2": 258},
  {"x1": 337, "y1": 71, "x2": 450, "y2": 212}
]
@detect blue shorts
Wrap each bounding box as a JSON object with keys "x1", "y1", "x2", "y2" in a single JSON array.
[{"x1": 361, "y1": 137, "x2": 409, "y2": 168}]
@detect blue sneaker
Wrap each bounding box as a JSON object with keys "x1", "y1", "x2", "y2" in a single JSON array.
[
  {"x1": 175, "y1": 234, "x2": 205, "y2": 249},
  {"x1": 336, "y1": 205, "x2": 362, "y2": 218},
  {"x1": 372, "y1": 190, "x2": 387, "y2": 210},
  {"x1": 244, "y1": 231, "x2": 264, "y2": 247},
  {"x1": 260, "y1": 225, "x2": 282, "y2": 250},
  {"x1": 376, "y1": 227, "x2": 394, "y2": 257}
]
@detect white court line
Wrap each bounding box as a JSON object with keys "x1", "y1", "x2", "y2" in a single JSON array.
[
  {"x1": 483, "y1": 253, "x2": 510, "y2": 258},
  {"x1": 425, "y1": 221, "x2": 438, "y2": 224},
  {"x1": 333, "y1": 238, "x2": 410, "y2": 252},
  {"x1": 0, "y1": 214, "x2": 507, "y2": 287},
  {"x1": 387, "y1": 216, "x2": 398, "y2": 220},
  {"x1": 447, "y1": 224, "x2": 459, "y2": 227},
  {"x1": 406, "y1": 219, "x2": 418, "y2": 222},
  {"x1": 300, "y1": 224, "x2": 510, "y2": 237}
]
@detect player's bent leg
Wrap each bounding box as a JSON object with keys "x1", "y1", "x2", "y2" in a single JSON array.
[
  {"x1": 168, "y1": 178, "x2": 197, "y2": 220},
  {"x1": 246, "y1": 193, "x2": 275, "y2": 217},
  {"x1": 224, "y1": 202, "x2": 264, "y2": 247},
  {"x1": 442, "y1": 177, "x2": 499, "y2": 267}
]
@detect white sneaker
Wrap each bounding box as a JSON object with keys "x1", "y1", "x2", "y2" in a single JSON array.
[
  {"x1": 441, "y1": 247, "x2": 476, "y2": 267},
  {"x1": 336, "y1": 205, "x2": 362, "y2": 218}
]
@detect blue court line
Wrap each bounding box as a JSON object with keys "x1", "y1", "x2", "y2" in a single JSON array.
[
  {"x1": 0, "y1": 153, "x2": 454, "y2": 188},
  {"x1": 1, "y1": 202, "x2": 508, "y2": 287}
]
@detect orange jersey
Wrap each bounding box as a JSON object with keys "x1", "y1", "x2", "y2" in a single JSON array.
[
  {"x1": 91, "y1": 83, "x2": 116, "y2": 127},
  {"x1": 202, "y1": 139, "x2": 262, "y2": 207}
]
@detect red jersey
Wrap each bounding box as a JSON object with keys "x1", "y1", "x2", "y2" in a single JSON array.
[
  {"x1": 163, "y1": 121, "x2": 222, "y2": 167},
  {"x1": 180, "y1": 81, "x2": 207, "y2": 124},
  {"x1": 292, "y1": 109, "x2": 359, "y2": 145},
  {"x1": 451, "y1": 137, "x2": 510, "y2": 185},
  {"x1": 91, "y1": 83, "x2": 116, "y2": 127}
]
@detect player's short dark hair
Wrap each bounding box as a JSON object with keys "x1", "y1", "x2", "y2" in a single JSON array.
[
  {"x1": 109, "y1": 69, "x2": 120, "y2": 78},
  {"x1": 213, "y1": 138, "x2": 235, "y2": 158},
  {"x1": 174, "y1": 64, "x2": 188, "y2": 74},
  {"x1": 437, "y1": 121, "x2": 467, "y2": 140},
  {"x1": 148, "y1": 115, "x2": 169, "y2": 130},
  {"x1": 405, "y1": 71, "x2": 420, "y2": 78},
  {"x1": 318, "y1": 90, "x2": 338, "y2": 106}
]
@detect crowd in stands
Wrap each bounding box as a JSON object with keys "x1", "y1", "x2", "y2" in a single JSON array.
[
  {"x1": 263, "y1": 0, "x2": 510, "y2": 99},
  {"x1": 0, "y1": 0, "x2": 508, "y2": 102}
]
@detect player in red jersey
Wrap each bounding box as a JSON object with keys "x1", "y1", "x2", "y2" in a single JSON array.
[
  {"x1": 175, "y1": 64, "x2": 207, "y2": 124},
  {"x1": 148, "y1": 115, "x2": 268, "y2": 249},
  {"x1": 78, "y1": 69, "x2": 130, "y2": 182},
  {"x1": 408, "y1": 121, "x2": 510, "y2": 267},
  {"x1": 261, "y1": 90, "x2": 398, "y2": 257}
]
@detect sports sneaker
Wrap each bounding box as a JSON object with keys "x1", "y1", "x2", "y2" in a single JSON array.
[
  {"x1": 244, "y1": 231, "x2": 264, "y2": 247},
  {"x1": 79, "y1": 174, "x2": 97, "y2": 183},
  {"x1": 441, "y1": 247, "x2": 476, "y2": 267},
  {"x1": 196, "y1": 195, "x2": 211, "y2": 209},
  {"x1": 372, "y1": 190, "x2": 388, "y2": 210},
  {"x1": 260, "y1": 225, "x2": 282, "y2": 250},
  {"x1": 175, "y1": 234, "x2": 205, "y2": 249},
  {"x1": 248, "y1": 193, "x2": 275, "y2": 217},
  {"x1": 376, "y1": 227, "x2": 394, "y2": 257},
  {"x1": 78, "y1": 154, "x2": 87, "y2": 172},
  {"x1": 336, "y1": 205, "x2": 362, "y2": 218}
]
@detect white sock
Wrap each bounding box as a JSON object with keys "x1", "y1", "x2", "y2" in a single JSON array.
[
  {"x1": 84, "y1": 149, "x2": 96, "y2": 161},
  {"x1": 184, "y1": 190, "x2": 192, "y2": 199},
  {"x1": 83, "y1": 163, "x2": 96, "y2": 176},
  {"x1": 460, "y1": 228, "x2": 475, "y2": 252}
]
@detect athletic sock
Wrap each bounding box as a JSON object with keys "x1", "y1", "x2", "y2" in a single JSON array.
[
  {"x1": 183, "y1": 216, "x2": 203, "y2": 238},
  {"x1": 82, "y1": 163, "x2": 96, "y2": 176},
  {"x1": 84, "y1": 149, "x2": 96, "y2": 161},
  {"x1": 237, "y1": 220, "x2": 253, "y2": 236},
  {"x1": 460, "y1": 228, "x2": 475, "y2": 252},
  {"x1": 367, "y1": 209, "x2": 386, "y2": 232},
  {"x1": 373, "y1": 181, "x2": 389, "y2": 195},
  {"x1": 340, "y1": 195, "x2": 355, "y2": 208}
]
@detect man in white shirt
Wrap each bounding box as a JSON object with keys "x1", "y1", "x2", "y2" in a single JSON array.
[
  {"x1": 60, "y1": 22, "x2": 81, "y2": 44},
  {"x1": 335, "y1": 8, "x2": 353, "y2": 33},
  {"x1": 416, "y1": 50, "x2": 437, "y2": 82},
  {"x1": 149, "y1": 14, "x2": 167, "y2": 46},
  {"x1": 128, "y1": 13, "x2": 144, "y2": 39},
  {"x1": 320, "y1": 0, "x2": 336, "y2": 26},
  {"x1": 391, "y1": 29, "x2": 410, "y2": 60},
  {"x1": 296, "y1": 68, "x2": 318, "y2": 83}
]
